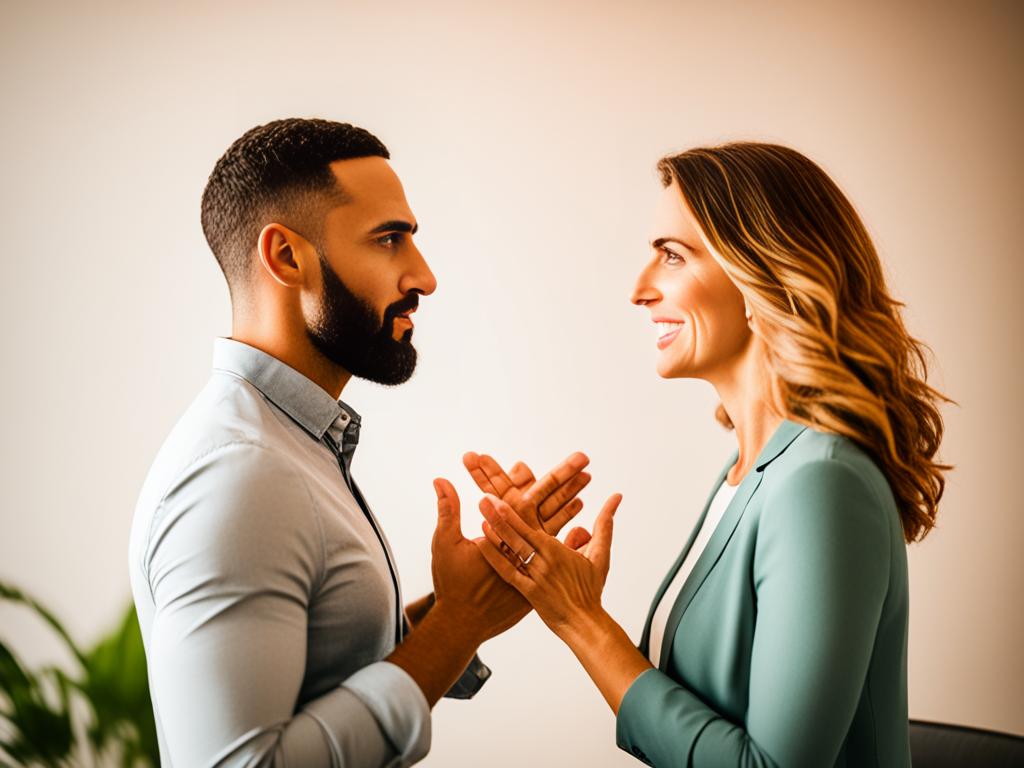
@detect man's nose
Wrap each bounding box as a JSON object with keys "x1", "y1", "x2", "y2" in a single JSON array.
[{"x1": 400, "y1": 244, "x2": 437, "y2": 297}]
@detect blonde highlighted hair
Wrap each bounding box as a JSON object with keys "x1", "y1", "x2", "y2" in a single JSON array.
[{"x1": 658, "y1": 142, "x2": 951, "y2": 542}]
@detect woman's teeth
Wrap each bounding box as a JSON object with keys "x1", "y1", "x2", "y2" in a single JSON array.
[{"x1": 656, "y1": 321, "x2": 683, "y2": 340}]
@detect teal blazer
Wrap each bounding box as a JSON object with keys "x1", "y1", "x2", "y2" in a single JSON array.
[{"x1": 616, "y1": 420, "x2": 911, "y2": 767}]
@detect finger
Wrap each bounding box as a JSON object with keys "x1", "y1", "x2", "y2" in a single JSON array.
[
  {"x1": 589, "y1": 493, "x2": 623, "y2": 572},
  {"x1": 538, "y1": 471, "x2": 592, "y2": 522},
  {"x1": 508, "y1": 461, "x2": 536, "y2": 489},
  {"x1": 480, "y1": 519, "x2": 506, "y2": 551},
  {"x1": 478, "y1": 454, "x2": 516, "y2": 497},
  {"x1": 524, "y1": 451, "x2": 590, "y2": 506},
  {"x1": 484, "y1": 494, "x2": 550, "y2": 552},
  {"x1": 541, "y1": 497, "x2": 583, "y2": 535},
  {"x1": 474, "y1": 538, "x2": 533, "y2": 595},
  {"x1": 462, "y1": 452, "x2": 499, "y2": 496},
  {"x1": 432, "y1": 478, "x2": 463, "y2": 546},
  {"x1": 479, "y1": 494, "x2": 544, "y2": 559},
  {"x1": 481, "y1": 519, "x2": 521, "y2": 566},
  {"x1": 563, "y1": 526, "x2": 592, "y2": 551}
]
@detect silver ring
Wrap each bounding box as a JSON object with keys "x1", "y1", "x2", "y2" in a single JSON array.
[{"x1": 520, "y1": 550, "x2": 536, "y2": 566}]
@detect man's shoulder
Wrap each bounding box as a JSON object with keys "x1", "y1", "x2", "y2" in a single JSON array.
[{"x1": 135, "y1": 373, "x2": 301, "y2": 512}]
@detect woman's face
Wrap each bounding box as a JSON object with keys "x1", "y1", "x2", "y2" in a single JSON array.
[{"x1": 632, "y1": 181, "x2": 751, "y2": 380}]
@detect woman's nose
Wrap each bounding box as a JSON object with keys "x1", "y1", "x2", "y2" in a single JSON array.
[{"x1": 631, "y1": 262, "x2": 661, "y2": 306}]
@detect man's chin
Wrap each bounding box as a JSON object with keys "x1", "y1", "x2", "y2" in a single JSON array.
[{"x1": 355, "y1": 341, "x2": 417, "y2": 386}]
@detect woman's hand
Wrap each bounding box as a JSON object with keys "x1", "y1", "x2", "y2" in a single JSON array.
[
  {"x1": 473, "y1": 491, "x2": 653, "y2": 715},
  {"x1": 473, "y1": 491, "x2": 623, "y2": 638}
]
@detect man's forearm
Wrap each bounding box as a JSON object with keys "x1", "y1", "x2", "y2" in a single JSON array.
[
  {"x1": 387, "y1": 601, "x2": 480, "y2": 707},
  {"x1": 404, "y1": 592, "x2": 435, "y2": 626}
]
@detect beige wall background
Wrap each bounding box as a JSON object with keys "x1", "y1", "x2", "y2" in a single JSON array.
[{"x1": 1, "y1": 0, "x2": 1021, "y2": 764}]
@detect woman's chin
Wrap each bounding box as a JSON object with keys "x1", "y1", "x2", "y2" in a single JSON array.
[{"x1": 656, "y1": 358, "x2": 692, "y2": 379}]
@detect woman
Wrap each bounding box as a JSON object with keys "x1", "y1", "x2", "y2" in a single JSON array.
[{"x1": 469, "y1": 143, "x2": 949, "y2": 767}]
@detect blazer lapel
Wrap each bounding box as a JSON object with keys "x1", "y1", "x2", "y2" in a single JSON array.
[{"x1": 655, "y1": 420, "x2": 808, "y2": 670}]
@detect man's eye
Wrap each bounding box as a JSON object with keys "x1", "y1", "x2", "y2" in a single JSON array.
[{"x1": 377, "y1": 233, "x2": 403, "y2": 248}]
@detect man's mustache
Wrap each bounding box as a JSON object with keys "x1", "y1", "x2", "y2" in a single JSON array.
[{"x1": 383, "y1": 293, "x2": 419, "y2": 322}]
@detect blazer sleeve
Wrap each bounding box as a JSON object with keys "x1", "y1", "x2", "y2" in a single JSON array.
[{"x1": 616, "y1": 459, "x2": 892, "y2": 768}]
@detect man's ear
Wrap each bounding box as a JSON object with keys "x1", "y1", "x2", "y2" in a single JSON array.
[{"x1": 256, "y1": 222, "x2": 312, "y2": 288}]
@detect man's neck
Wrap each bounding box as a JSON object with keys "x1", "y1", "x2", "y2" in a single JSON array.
[{"x1": 230, "y1": 327, "x2": 351, "y2": 400}]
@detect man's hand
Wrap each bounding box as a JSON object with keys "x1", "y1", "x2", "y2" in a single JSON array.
[
  {"x1": 389, "y1": 477, "x2": 536, "y2": 706},
  {"x1": 406, "y1": 451, "x2": 594, "y2": 627},
  {"x1": 389, "y1": 456, "x2": 595, "y2": 706},
  {"x1": 429, "y1": 478, "x2": 530, "y2": 639},
  {"x1": 463, "y1": 451, "x2": 591, "y2": 535}
]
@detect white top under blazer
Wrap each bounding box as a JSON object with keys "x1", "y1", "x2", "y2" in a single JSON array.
[{"x1": 648, "y1": 480, "x2": 740, "y2": 665}]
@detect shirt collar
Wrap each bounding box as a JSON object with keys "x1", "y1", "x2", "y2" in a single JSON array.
[{"x1": 212, "y1": 338, "x2": 358, "y2": 442}]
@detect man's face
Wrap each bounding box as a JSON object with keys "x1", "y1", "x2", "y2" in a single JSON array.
[{"x1": 303, "y1": 157, "x2": 437, "y2": 385}]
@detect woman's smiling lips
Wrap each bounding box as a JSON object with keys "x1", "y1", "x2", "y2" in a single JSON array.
[{"x1": 653, "y1": 317, "x2": 684, "y2": 349}]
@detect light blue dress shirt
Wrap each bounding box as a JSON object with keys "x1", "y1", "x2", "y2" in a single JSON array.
[{"x1": 129, "y1": 339, "x2": 438, "y2": 767}]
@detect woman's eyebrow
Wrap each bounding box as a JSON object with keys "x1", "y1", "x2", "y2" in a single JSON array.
[{"x1": 651, "y1": 236, "x2": 697, "y2": 251}]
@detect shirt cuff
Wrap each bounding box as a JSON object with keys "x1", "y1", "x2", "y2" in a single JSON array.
[
  {"x1": 444, "y1": 653, "x2": 492, "y2": 700},
  {"x1": 342, "y1": 661, "x2": 431, "y2": 764}
]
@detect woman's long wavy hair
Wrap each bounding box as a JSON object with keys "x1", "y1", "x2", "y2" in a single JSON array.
[{"x1": 658, "y1": 143, "x2": 951, "y2": 542}]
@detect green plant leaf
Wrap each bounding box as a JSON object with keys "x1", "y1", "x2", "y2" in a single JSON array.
[
  {"x1": 0, "y1": 582, "x2": 87, "y2": 669},
  {"x1": 77, "y1": 603, "x2": 158, "y2": 765},
  {"x1": 0, "y1": 639, "x2": 73, "y2": 765},
  {"x1": 1, "y1": 583, "x2": 158, "y2": 766}
]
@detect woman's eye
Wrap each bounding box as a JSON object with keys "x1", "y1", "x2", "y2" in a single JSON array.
[{"x1": 660, "y1": 247, "x2": 684, "y2": 265}]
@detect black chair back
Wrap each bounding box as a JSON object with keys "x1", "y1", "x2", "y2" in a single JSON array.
[{"x1": 910, "y1": 719, "x2": 1024, "y2": 767}]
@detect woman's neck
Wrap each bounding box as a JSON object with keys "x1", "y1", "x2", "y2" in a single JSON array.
[{"x1": 711, "y1": 346, "x2": 783, "y2": 486}]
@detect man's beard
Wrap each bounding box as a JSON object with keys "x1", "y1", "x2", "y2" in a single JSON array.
[{"x1": 306, "y1": 251, "x2": 418, "y2": 386}]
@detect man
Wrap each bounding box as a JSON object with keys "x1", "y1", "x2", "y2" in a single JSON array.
[{"x1": 128, "y1": 118, "x2": 592, "y2": 766}]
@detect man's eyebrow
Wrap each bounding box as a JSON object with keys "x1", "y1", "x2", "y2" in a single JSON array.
[
  {"x1": 368, "y1": 220, "x2": 419, "y2": 235},
  {"x1": 651, "y1": 236, "x2": 697, "y2": 251}
]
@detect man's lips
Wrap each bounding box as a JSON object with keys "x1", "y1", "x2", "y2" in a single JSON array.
[
  {"x1": 391, "y1": 306, "x2": 417, "y2": 334},
  {"x1": 395, "y1": 306, "x2": 416, "y2": 325}
]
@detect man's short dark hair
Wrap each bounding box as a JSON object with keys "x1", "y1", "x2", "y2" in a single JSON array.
[{"x1": 200, "y1": 118, "x2": 389, "y2": 292}]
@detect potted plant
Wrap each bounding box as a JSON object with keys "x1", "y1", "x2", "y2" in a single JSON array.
[{"x1": 0, "y1": 582, "x2": 158, "y2": 766}]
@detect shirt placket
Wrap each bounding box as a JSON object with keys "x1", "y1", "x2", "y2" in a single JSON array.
[{"x1": 324, "y1": 411, "x2": 404, "y2": 646}]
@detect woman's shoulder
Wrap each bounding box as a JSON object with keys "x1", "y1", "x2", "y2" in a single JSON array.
[{"x1": 760, "y1": 423, "x2": 898, "y2": 519}]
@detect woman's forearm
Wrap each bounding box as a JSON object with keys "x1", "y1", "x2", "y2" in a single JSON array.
[{"x1": 557, "y1": 608, "x2": 653, "y2": 715}]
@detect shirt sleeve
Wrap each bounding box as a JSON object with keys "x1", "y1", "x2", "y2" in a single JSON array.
[
  {"x1": 141, "y1": 440, "x2": 431, "y2": 767},
  {"x1": 615, "y1": 459, "x2": 892, "y2": 767}
]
